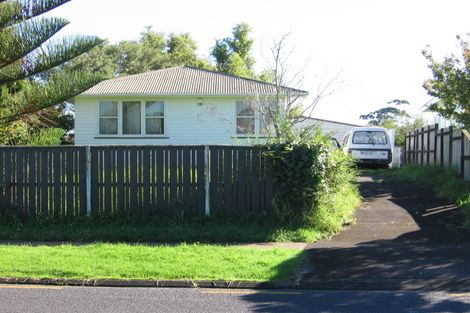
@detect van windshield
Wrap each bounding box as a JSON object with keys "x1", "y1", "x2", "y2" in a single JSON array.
[{"x1": 352, "y1": 131, "x2": 388, "y2": 145}]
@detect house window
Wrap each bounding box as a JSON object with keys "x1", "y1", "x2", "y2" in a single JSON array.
[
  {"x1": 122, "y1": 101, "x2": 141, "y2": 134},
  {"x1": 259, "y1": 102, "x2": 276, "y2": 135},
  {"x1": 98, "y1": 100, "x2": 166, "y2": 136},
  {"x1": 236, "y1": 101, "x2": 276, "y2": 136},
  {"x1": 259, "y1": 115, "x2": 270, "y2": 135},
  {"x1": 236, "y1": 101, "x2": 255, "y2": 135},
  {"x1": 99, "y1": 101, "x2": 118, "y2": 134},
  {"x1": 145, "y1": 101, "x2": 164, "y2": 134}
]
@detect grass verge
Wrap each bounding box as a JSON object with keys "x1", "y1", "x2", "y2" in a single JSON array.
[
  {"x1": 372, "y1": 164, "x2": 470, "y2": 228},
  {"x1": 0, "y1": 243, "x2": 303, "y2": 282}
]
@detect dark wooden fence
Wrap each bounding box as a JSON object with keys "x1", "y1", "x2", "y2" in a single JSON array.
[
  {"x1": 0, "y1": 146, "x2": 87, "y2": 216},
  {"x1": 405, "y1": 125, "x2": 470, "y2": 180},
  {"x1": 209, "y1": 146, "x2": 274, "y2": 215},
  {"x1": 90, "y1": 146, "x2": 205, "y2": 216},
  {"x1": 0, "y1": 145, "x2": 276, "y2": 217}
]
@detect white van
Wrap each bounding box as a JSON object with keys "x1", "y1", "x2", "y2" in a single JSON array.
[{"x1": 342, "y1": 127, "x2": 392, "y2": 167}]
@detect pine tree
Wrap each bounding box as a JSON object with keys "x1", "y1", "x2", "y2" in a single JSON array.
[{"x1": 0, "y1": 0, "x2": 103, "y2": 125}]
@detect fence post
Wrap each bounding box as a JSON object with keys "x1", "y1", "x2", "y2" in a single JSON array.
[
  {"x1": 426, "y1": 125, "x2": 431, "y2": 165},
  {"x1": 461, "y1": 130, "x2": 465, "y2": 176},
  {"x1": 86, "y1": 146, "x2": 91, "y2": 216},
  {"x1": 440, "y1": 128, "x2": 444, "y2": 167},
  {"x1": 404, "y1": 133, "x2": 408, "y2": 164},
  {"x1": 421, "y1": 127, "x2": 425, "y2": 165},
  {"x1": 434, "y1": 123, "x2": 438, "y2": 165},
  {"x1": 449, "y1": 126, "x2": 454, "y2": 168},
  {"x1": 204, "y1": 145, "x2": 210, "y2": 216}
]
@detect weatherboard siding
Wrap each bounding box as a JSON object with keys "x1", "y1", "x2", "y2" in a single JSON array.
[
  {"x1": 296, "y1": 118, "x2": 361, "y2": 142},
  {"x1": 75, "y1": 96, "x2": 263, "y2": 145}
]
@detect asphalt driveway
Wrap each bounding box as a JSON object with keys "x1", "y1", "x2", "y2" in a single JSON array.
[{"x1": 300, "y1": 173, "x2": 470, "y2": 291}]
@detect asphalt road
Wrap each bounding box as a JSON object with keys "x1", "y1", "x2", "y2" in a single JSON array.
[{"x1": 0, "y1": 285, "x2": 469, "y2": 313}]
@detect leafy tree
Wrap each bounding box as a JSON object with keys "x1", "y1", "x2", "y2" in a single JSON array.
[
  {"x1": 167, "y1": 33, "x2": 198, "y2": 67},
  {"x1": 0, "y1": 0, "x2": 104, "y2": 127},
  {"x1": 423, "y1": 35, "x2": 470, "y2": 128},
  {"x1": 64, "y1": 42, "x2": 120, "y2": 77},
  {"x1": 359, "y1": 100, "x2": 410, "y2": 126},
  {"x1": 359, "y1": 99, "x2": 426, "y2": 145},
  {"x1": 211, "y1": 23, "x2": 255, "y2": 78},
  {"x1": 66, "y1": 27, "x2": 213, "y2": 78},
  {"x1": 118, "y1": 28, "x2": 167, "y2": 75}
]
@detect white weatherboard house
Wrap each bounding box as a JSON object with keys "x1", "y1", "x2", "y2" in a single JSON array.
[{"x1": 74, "y1": 66, "x2": 308, "y2": 145}]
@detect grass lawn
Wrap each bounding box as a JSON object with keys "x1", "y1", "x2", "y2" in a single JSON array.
[{"x1": 0, "y1": 243, "x2": 304, "y2": 282}]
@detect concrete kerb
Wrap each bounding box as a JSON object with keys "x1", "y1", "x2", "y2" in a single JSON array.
[{"x1": 0, "y1": 277, "x2": 293, "y2": 289}]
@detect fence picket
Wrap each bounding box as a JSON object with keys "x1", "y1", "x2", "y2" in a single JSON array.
[
  {"x1": 237, "y1": 147, "x2": 247, "y2": 213},
  {"x1": 197, "y1": 146, "x2": 205, "y2": 214},
  {"x1": 251, "y1": 148, "x2": 260, "y2": 213}
]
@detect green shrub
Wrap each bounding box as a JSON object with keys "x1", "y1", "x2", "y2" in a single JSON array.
[
  {"x1": 0, "y1": 120, "x2": 30, "y2": 145},
  {"x1": 265, "y1": 133, "x2": 360, "y2": 229},
  {"x1": 28, "y1": 128, "x2": 65, "y2": 146}
]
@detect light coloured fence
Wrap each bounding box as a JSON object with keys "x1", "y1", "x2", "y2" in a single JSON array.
[{"x1": 405, "y1": 125, "x2": 470, "y2": 180}]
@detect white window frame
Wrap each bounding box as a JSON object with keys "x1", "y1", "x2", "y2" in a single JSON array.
[
  {"x1": 98, "y1": 101, "x2": 118, "y2": 135},
  {"x1": 234, "y1": 100, "x2": 270, "y2": 137},
  {"x1": 235, "y1": 100, "x2": 256, "y2": 136},
  {"x1": 144, "y1": 101, "x2": 165, "y2": 135},
  {"x1": 97, "y1": 100, "x2": 166, "y2": 137},
  {"x1": 122, "y1": 100, "x2": 142, "y2": 135}
]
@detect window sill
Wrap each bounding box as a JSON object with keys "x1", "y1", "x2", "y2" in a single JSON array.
[
  {"x1": 231, "y1": 135, "x2": 269, "y2": 139},
  {"x1": 94, "y1": 136, "x2": 170, "y2": 139}
]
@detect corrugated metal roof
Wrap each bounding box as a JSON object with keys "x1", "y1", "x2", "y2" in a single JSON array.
[{"x1": 80, "y1": 66, "x2": 309, "y2": 96}]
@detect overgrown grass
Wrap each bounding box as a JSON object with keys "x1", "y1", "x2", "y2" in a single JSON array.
[
  {"x1": 0, "y1": 218, "x2": 323, "y2": 243},
  {"x1": 0, "y1": 178, "x2": 360, "y2": 244},
  {"x1": 0, "y1": 216, "x2": 323, "y2": 243},
  {"x1": 0, "y1": 177, "x2": 361, "y2": 244},
  {"x1": 372, "y1": 164, "x2": 470, "y2": 228},
  {"x1": 312, "y1": 177, "x2": 361, "y2": 235},
  {"x1": 0, "y1": 243, "x2": 304, "y2": 282}
]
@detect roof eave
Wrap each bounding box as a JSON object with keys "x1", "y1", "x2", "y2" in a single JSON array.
[{"x1": 75, "y1": 92, "x2": 308, "y2": 98}]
